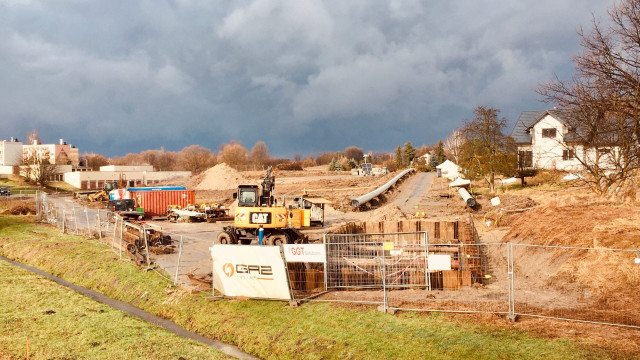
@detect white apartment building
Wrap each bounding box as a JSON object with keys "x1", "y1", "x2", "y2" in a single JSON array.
[
  {"x1": 0, "y1": 138, "x2": 24, "y2": 176},
  {"x1": 22, "y1": 139, "x2": 80, "y2": 166}
]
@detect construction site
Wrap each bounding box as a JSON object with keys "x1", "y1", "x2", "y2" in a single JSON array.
[{"x1": 24, "y1": 160, "x2": 639, "y2": 338}]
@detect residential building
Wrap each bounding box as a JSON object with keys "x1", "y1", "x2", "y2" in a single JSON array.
[
  {"x1": 0, "y1": 138, "x2": 23, "y2": 176},
  {"x1": 512, "y1": 110, "x2": 586, "y2": 171},
  {"x1": 22, "y1": 139, "x2": 80, "y2": 166},
  {"x1": 436, "y1": 160, "x2": 461, "y2": 180}
]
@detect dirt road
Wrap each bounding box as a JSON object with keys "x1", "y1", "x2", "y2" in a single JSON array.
[{"x1": 392, "y1": 172, "x2": 436, "y2": 214}]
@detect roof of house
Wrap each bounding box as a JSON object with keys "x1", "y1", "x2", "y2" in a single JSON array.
[
  {"x1": 512, "y1": 111, "x2": 545, "y2": 144},
  {"x1": 435, "y1": 160, "x2": 459, "y2": 169},
  {"x1": 511, "y1": 110, "x2": 570, "y2": 144}
]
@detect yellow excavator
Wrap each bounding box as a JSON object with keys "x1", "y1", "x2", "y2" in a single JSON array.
[
  {"x1": 216, "y1": 167, "x2": 310, "y2": 245},
  {"x1": 87, "y1": 181, "x2": 118, "y2": 202}
]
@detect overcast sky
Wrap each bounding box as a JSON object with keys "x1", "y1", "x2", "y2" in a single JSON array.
[{"x1": 0, "y1": 0, "x2": 615, "y2": 157}]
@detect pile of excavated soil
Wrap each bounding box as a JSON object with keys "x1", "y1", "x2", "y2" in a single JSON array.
[
  {"x1": 506, "y1": 204, "x2": 640, "y2": 248},
  {"x1": 195, "y1": 163, "x2": 249, "y2": 191},
  {"x1": 2, "y1": 205, "x2": 36, "y2": 215},
  {"x1": 369, "y1": 205, "x2": 408, "y2": 222},
  {"x1": 501, "y1": 203, "x2": 640, "y2": 318}
]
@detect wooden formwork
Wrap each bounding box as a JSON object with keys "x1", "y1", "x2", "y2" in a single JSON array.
[{"x1": 328, "y1": 219, "x2": 483, "y2": 289}]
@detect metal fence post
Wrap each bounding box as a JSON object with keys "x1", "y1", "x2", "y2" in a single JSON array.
[
  {"x1": 62, "y1": 209, "x2": 66, "y2": 233},
  {"x1": 323, "y1": 234, "x2": 328, "y2": 291},
  {"x1": 112, "y1": 214, "x2": 117, "y2": 245},
  {"x1": 119, "y1": 219, "x2": 124, "y2": 260},
  {"x1": 73, "y1": 205, "x2": 78, "y2": 234},
  {"x1": 380, "y1": 241, "x2": 388, "y2": 312},
  {"x1": 143, "y1": 225, "x2": 151, "y2": 268},
  {"x1": 423, "y1": 231, "x2": 431, "y2": 291},
  {"x1": 85, "y1": 207, "x2": 90, "y2": 237},
  {"x1": 174, "y1": 235, "x2": 183, "y2": 284},
  {"x1": 35, "y1": 191, "x2": 39, "y2": 219},
  {"x1": 507, "y1": 242, "x2": 516, "y2": 321},
  {"x1": 96, "y1": 213, "x2": 102, "y2": 241}
]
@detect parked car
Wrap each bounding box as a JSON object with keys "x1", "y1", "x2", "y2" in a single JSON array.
[{"x1": 0, "y1": 187, "x2": 11, "y2": 196}]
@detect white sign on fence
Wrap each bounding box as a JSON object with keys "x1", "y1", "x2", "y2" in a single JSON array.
[
  {"x1": 211, "y1": 245, "x2": 291, "y2": 300},
  {"x1": 428, "y1": 254, "x2": 451, "y2": 271},
  {"x1": 281, "y1": 244, "x2": 326, "y2": 263}
]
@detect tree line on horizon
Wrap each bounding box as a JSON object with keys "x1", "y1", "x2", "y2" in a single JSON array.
[{"x1": 81, "y1": 142, "x2": 431, "y2": 174}]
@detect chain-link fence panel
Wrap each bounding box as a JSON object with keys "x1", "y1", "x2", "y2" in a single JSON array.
[
  {"x1": 145, "y1": 227, "x2": 213, "y2": 294},
  {"x1": 512, "y1": 244, "x2": 640, "y2": 328}
]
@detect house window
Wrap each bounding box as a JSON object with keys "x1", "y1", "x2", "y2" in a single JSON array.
[
  {"x1": 542, "y1": 128, "x2": 556, "y2": 138},
  {"x1": 562, "y1": 149, "x2": 575, "y2": 160},
  {"x1": 518, "y1": 150, "x2": 533, "y2": 168}
]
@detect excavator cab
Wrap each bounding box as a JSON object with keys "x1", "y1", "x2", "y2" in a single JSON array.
[
  {"x1": 104, "y1": 181, "x2": 118, "y2": 193},
  {"x1": 237, "y1": 185, "x2": 259, "y2": 207}
]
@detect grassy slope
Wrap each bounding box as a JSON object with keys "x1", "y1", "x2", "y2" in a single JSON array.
[
  {"x1": 0, "y1": 260, "x2": 229, "y2": 359},
  {"x1": 0, "y1": 216, "x2": 620, "y2": 360}
]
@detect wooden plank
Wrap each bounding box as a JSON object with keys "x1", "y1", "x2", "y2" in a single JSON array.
[
  {"x1": 305, "y1": 269, "x2": 324, "y2": 291},
  {"x1": 386, "y1": 221, "x2": 399, "y2": 234},
  {"x1": 460, "y1": 270, "x2": 472, "y2": 287},
  {"x1": 442, "y1": 270, "x2": 460, "y2": 290}
]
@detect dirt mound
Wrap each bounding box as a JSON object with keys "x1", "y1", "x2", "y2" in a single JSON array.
[
  {"x1": 195, "y1": 163, "x2": 249, "y2": 191},
  {"x1": 369, "y1": 205, "x2": 407, "y2": 222},
  {"x1": 503, "y1": 203, "x2": 640, "y2": 311},
  {"x1": 505, "y1": 204, "x2": 640, "y2": 248},
  {"x1": 3, "y1": 204, "x2": 36, "y2": 215}
]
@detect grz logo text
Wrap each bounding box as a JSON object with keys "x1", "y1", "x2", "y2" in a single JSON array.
[
  {"x1": 223, "y1": 262, "x2": 273, "y2": 279},
  {"x1": 236, "y1": 264, "x2": 273, "y2": 275}
]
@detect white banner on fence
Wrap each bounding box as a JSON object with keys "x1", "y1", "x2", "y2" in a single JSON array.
[
  {"x1": 281, "y1": 244, "x2": 326, "y2": 263},
  {"x1": 211, "y1": 245, "x2": 291, "y2": 300},
  {"x1": 428, "y1": 254, "x2": 451, "y2": 271}
]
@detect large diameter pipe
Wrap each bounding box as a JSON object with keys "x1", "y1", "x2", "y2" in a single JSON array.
[
  {"x1": 351, "y1": 168, "x2": 415, "y2": 208},
  {"x1": 458, "y1": 187, "x2": 476, "y2": 208}
]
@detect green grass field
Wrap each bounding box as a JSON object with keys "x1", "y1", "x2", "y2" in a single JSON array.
[
  {"x1": 0, "y1": 260, "x2": 229, "y2": 360},
  {"x1": 0, "y1": 215, "x2": 627, "y2": 359}
]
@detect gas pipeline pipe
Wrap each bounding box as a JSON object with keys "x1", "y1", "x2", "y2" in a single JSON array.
[
  {"x1": 350, "y1": 168, "x2": 415, "y2": 208},
  {"x1": 457, "y1": 186, "x2": 477, "y2": 208}
]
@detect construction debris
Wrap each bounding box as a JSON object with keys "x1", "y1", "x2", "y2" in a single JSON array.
[{"x1": 121, "y1": 224, "x2": 175, "y2": 264}]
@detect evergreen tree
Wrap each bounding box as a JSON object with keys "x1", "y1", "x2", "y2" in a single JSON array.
[
  {"x1": 435, "y1": 140, "x2": 446, "y2": 164},
  {"x1": 404, "y1": 142, "x2": 416, "y2": 166},
  {"x1": 395, "y1": 146, "x2": 403, "y2": 169}
]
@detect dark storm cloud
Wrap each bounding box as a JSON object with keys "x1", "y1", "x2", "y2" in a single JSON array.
[{"x1": 0, "y1": 0, "x2": 614, "y2": 156}]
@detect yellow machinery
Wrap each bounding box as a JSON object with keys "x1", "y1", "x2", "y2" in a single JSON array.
[
  {"x1": 87, "y1": 181, "x2": 118, "y2": 202},
  {"x1": 217, "y1": 167, "x2": 310, "y2": 245}
]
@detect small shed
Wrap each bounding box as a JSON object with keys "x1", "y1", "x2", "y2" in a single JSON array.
[
  {"x1": 436, "y1": 160, "x2": 461, "y2": 180},
  {"x1": 288, "y1": 196, "x2": 331, "y2": 226}
]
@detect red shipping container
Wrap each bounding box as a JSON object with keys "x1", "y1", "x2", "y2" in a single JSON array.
[{"x1": 130, "y1": 190, "x2": 195, "y2": 216}]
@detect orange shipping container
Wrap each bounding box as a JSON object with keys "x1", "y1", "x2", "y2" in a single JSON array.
[{"x1": 131, "y1": 190, "x2": 195, "y2": 216}]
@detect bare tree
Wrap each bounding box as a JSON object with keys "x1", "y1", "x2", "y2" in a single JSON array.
[
  {"x1": 250, "y1": 141, "x2": 270, "y2": 167},
  {"x1": 21, "y1": 149, "x2": 58, "y2": 186},
  {"x1": 177, "y1": 145, "x2": 216, "y2": 174},
  {"x1": 219, "y1": 141, "x2": 248, "y2": 167},
  {"x1": 82, "y1": 153, "x2": 110, "y2": 170},
  {"x1": 111, "y1": 153, "x2": 144, "y2": 165},
  {"x1": 444, "y1": 128, "x2": 465, "y2": 163},
  {"x1": 460, "y1": 106, "x2": 515, "y2": 193},
  {"x1": 156, "y1": 149, "x2": 177, "y2": 171},
  {"x1": 344, "y1": 146, "x2": 364, "y2": 163},
  {"x1": 26, "y1": 129, "x2": 41, "y2": 145},
  {"x1": 538, "y1": 0, "x2": 640, "y2": 196}
]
